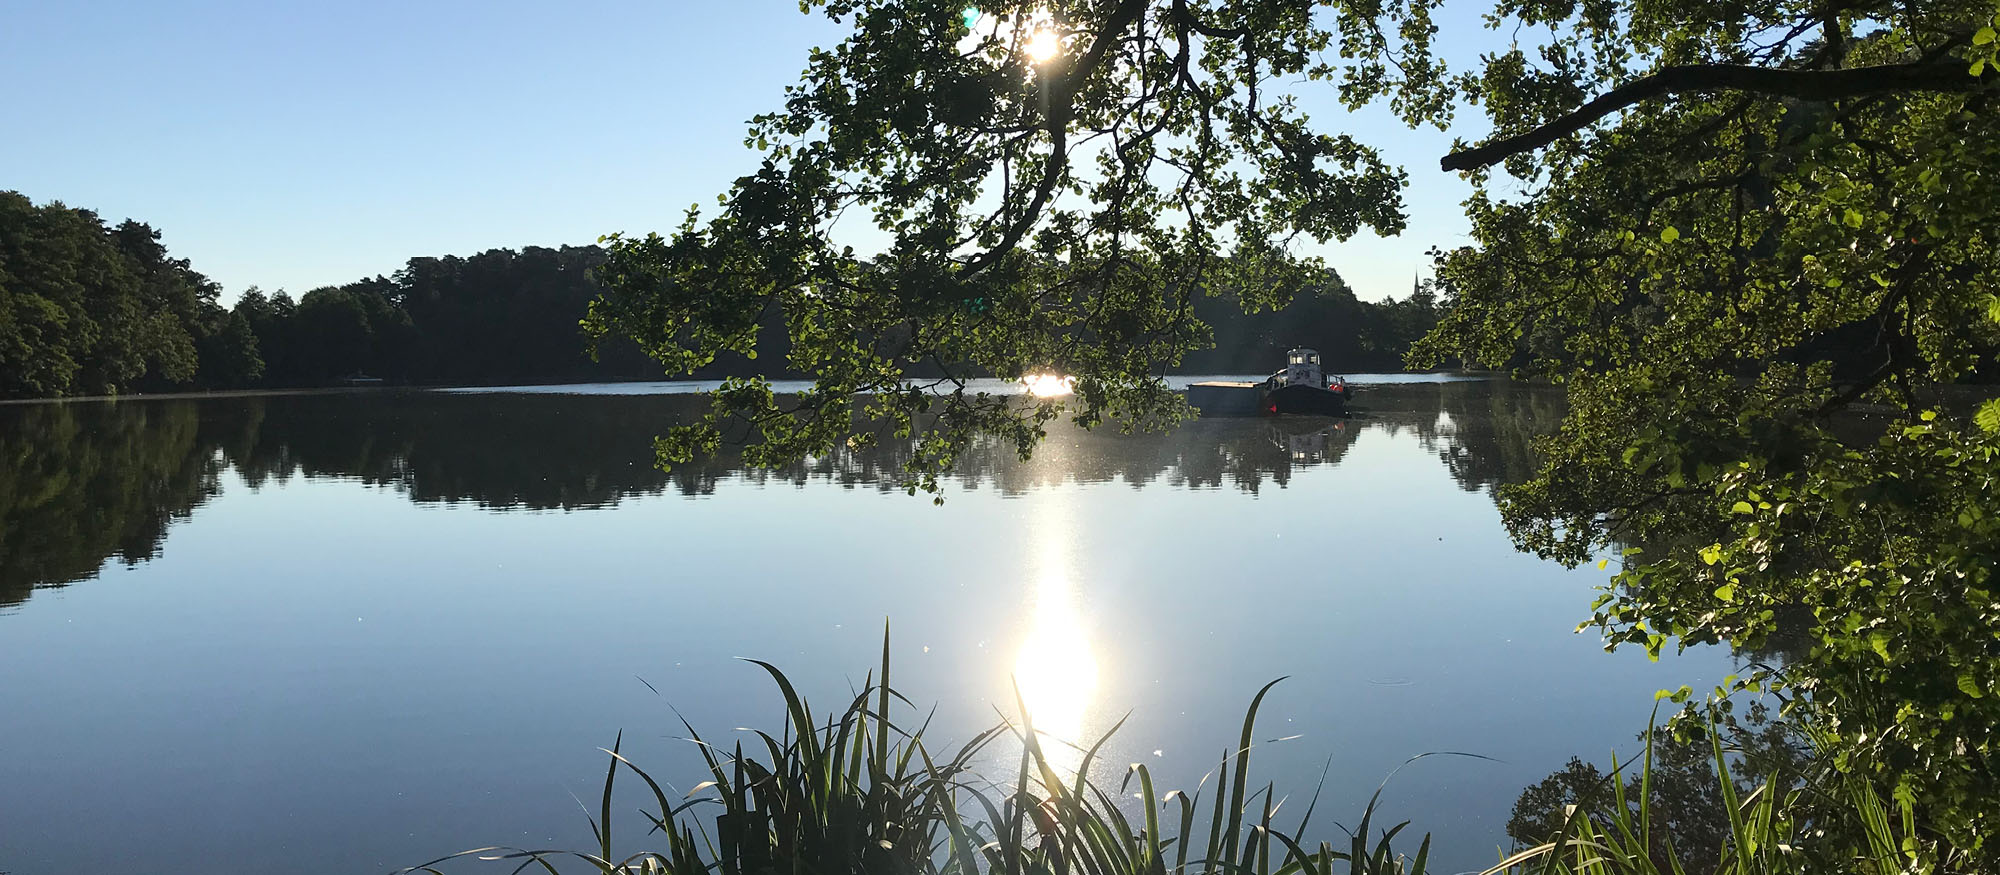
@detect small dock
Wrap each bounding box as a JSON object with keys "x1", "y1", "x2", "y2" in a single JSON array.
[{"x1": 1185, "y1": 381, "x2": 1265, "y2": 416}]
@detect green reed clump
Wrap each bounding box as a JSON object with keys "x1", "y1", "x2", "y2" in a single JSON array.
[
  {"x1": 1485, "y1": 716, "x2": 1951, "y2": 875},
  {"x1": 399, "y1": 628, "x2": 1961, "y2": 875},
  {"x1": 399, "y1": 628, "x2": 1428, "y2": 875}
]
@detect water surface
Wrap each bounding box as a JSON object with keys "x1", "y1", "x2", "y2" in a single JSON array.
[{"x1": 0, "y1": 379, "x2": 1730, "y2": 873}]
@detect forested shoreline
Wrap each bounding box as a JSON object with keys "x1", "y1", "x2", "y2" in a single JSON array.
[{"x1": 0, "y1": 190, "x2": 1439, "y2": 400}]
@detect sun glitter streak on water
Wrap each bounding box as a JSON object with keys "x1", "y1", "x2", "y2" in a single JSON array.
[{"x1": 1011, "y1": 491, "x2": 1098, "y2": 776}]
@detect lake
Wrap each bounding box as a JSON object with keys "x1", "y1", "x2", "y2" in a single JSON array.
[{"x1": 0, "y1": 378, "x2": 1732, "y2": 874}]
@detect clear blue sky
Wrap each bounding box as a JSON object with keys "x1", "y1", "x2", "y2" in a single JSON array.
[{"x1": 2, "y1": 1, "x2": 1485, "y2": 304}]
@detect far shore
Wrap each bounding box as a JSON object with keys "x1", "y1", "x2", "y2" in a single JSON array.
[{"x1": 0, "y1": 369, "x2": 1504, "y2": 406}]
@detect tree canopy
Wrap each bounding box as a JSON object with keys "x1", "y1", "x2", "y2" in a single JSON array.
[
  {"x1": 585, "y1": 0, "x2": 2000, "y2": 863},
  {"x1": 1402, "y1": 0, "x2": 2000, "y2": 861},
  {"x1": 0, "y1": 192, "x2": 218, "y2": 397},
  {"x1": 585, "y1": 0, "x2": 1419, "y2": 483},
  {"x1": 0, "y1": 193, "x2": 673, "y2": 397}
]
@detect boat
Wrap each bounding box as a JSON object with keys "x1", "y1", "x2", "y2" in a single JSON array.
[
  {"x1": 1184, "y1": 348, "x2": 1352, "y2": 417},
  {"x1": 1261, "y1": 347, "x2": 1352, "y2": 415}
]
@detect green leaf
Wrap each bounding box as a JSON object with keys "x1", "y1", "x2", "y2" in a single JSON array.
[
  {"x1": 1977, "y1": 399, "x2": 2000, "y2": 435},
  {"x1": 1713, "y1": 584, "x2": 1736, "y2": 602},
  {"x1": 1700, "y1": 544, "x2": 1723, "y2": 566},
  {"x1": 1959, "y1": 672, "x2": 1986, "y2": 699},
  {"x1": 1869, "y1": 632, "x2": 1892, "y2": 662},
  {"x1": 1730, "y1": 500, "x2": 1754, "y2": 514},
  {"x1": 1976, "y1": 25, "x2": 1997, "y2": 45},
  {"x1": 1842, "y1": 208, "x2": 1865, "y2": 229},
  {"x1": 1659, "y1": 225, "x2": 1680, "y2": 243}
]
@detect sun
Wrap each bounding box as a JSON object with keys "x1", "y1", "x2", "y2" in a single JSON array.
[{"x1": 1024, "y1": 28, "x2": 1060, "y2": 63}]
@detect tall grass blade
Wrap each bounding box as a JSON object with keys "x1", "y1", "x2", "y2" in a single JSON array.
[
  {"x1": 598, "y1": 730, "x2": 620, "y2": 862},
  {"x1": 1223, "y1": 677, "x2": 1288, "y2": 868},
  {"x1": 1708, "y1": 719, "x2": 1751, "y2": 874}
]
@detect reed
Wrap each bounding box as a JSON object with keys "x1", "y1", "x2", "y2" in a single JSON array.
[
  {"x1": 399, "y1": 628, "x2": 1938, "y2": 875},
  {"x1": 1484, "y1": 718, "x2": 1929, "y2": 875},
  {"x1": 397, "y1": 625, "x2": 1427, "y2": 875}
]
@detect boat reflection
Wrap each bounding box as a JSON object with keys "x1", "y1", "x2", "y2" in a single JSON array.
[{"x1": 1281, "y1": 420, "x2": 1347, "y2": 464}]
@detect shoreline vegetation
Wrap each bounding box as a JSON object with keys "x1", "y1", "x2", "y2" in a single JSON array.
[
  {"x1": 400, "y1": 631, "x2": 1918, "y2": 875},
  {"x1": 0, "y1": 190, "x2": 1443, "y2": 403},
  {"x1": 0, "y1": 368, "x2": 1501, "y2": 406}
]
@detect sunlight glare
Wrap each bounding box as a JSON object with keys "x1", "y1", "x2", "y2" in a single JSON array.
[
  {"x1": 1024, "y1": 28, "x2": 1061, "y2": 63},
  {"x1": 1011, "y1": 496, "x2": 1098, "y2": 778},
  {"x1": 1014, "y1": 585, "x2": 1098, "y2": 746},
  {"x1": 1023, "y1": 373, "x2": 1074, "y2": 397}
]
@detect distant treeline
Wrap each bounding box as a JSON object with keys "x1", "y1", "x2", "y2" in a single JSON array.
[
  {"x1": 0, "y1": 191, "x2": 1439, "y2": 399},
  {"x1": 1185, "y1": 276, "x2": 1438, "y2": 374}
]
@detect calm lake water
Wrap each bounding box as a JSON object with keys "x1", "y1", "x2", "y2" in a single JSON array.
[{"x1": 0, "y1": 378, "x2": 1732, "y2": 874}]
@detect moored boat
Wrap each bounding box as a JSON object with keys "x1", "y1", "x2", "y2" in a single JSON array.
[
  {"x1": 1261, "y1": 347, "x2": 1351, "y2": 415},
  {"x1": 1184, "y1": 348, "x2": 1352, "y2": 417}
]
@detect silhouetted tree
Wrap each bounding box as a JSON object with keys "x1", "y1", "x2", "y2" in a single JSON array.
[{"x1": 198, "y1": 310, "x2": 264, "y2": 385}]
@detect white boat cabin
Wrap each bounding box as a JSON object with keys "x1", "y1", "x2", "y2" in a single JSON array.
[{"x1": 1280, "y1": 347, "x2": 1323, "y2": 388}]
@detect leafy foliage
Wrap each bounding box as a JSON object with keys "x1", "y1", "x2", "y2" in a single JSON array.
[
  {"x1": 1494, "y1": 715, "x2": 1927, "y2": 875},
  {"x1": 1392, "y1": 0, "x2": 2000, "y2": 861},
  {"x1": 205, "y1": 247, "x2": 661, "y2": 389},
  {"x1": 0, "y1": 191, "x2": 219, "y2": 396},
  {"x1": 584, "y1": 0, "x2": 1419, "y2": 486},
  {"x1": 1506, "y1": 709, "x2": 1808, "y2": 868}
]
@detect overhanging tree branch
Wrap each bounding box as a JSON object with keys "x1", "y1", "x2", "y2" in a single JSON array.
[
  {"x1": 964, "y1": 0, "x2": 1149, "y2": 277},
  {"x1": 1441, "y1": 60, "x2": 1991, "y2": 172}
]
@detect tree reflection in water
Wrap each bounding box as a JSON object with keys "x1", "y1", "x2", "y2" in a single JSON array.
[{"x1": 0, "y1": 380, "x2": 1562, "y2": 609}]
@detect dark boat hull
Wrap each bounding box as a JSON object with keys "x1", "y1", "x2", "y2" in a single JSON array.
[{"x1": 1265, "y1": 383, "x2": 1349, "y2": 416}]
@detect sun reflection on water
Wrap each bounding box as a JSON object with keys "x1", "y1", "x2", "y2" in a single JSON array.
[
  {"x1": 1022, "y1": 373, "x2": 1074, "y2": 397},
  {"x1": 1011, "y1": 494, "x2": 1099, "y2": 777}
]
